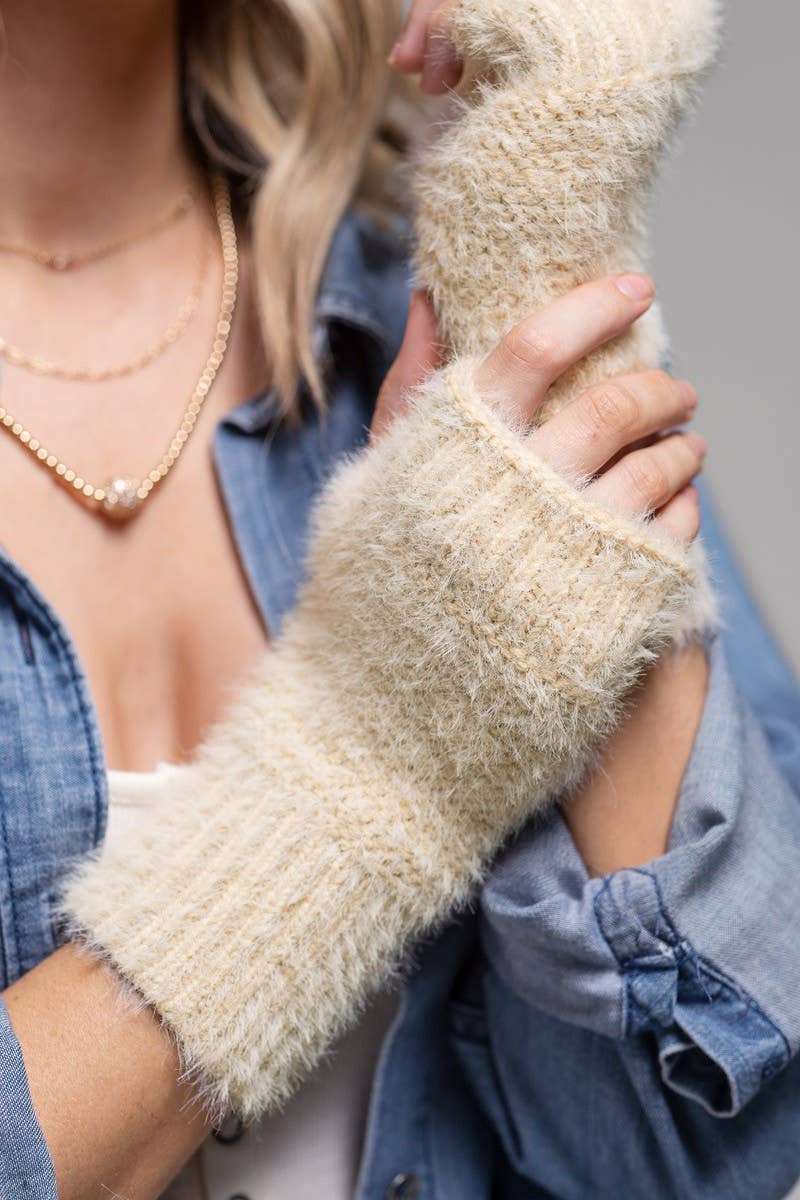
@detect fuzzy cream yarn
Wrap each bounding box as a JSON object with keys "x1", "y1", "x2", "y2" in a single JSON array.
[
  {"x1": 62, "y1": 0, "x2": 719, "y2": 1123},
  {"x1": 415, "y1": 0, "x2": 721, "y2": 415}
]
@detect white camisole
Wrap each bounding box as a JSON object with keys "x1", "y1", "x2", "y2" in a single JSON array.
[{"x1": 105, "y1": 764, "x2": 398, "y2": 1200}]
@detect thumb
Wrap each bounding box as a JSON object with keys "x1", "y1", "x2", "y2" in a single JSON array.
[{"x1": 370, "y1": 291, "x2": 443, "y2": 441}]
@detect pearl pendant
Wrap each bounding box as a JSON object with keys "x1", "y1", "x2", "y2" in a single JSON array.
[{"x1": 101, "y1": 476, "x2": 141, "y2": 521}]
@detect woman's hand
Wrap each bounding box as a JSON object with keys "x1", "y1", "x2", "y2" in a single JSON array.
[
  {"x1": 376, "y1": 278, "x2": 710, "y2": 873},
  {"x1": 388, "y1": 1, "x2": 462, "y2": 94},
  {"x1": 373, "y1": 276, "x2": 705, "y2": 545}
]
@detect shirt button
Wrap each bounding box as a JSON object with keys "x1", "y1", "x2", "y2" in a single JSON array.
[
  {"x1": 212, "y1": 1115, "x2": 245, "y2": 1145},
  {"x1": 386, "y1": 1173, "x2": 421, "y2": 1199}
]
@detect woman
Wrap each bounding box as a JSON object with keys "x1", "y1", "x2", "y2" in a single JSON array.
[{"x1": 0, "y1": 1, "x2": 798, "y2": 1198}]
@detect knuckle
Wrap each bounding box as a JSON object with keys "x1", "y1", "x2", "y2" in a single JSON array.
[
  {"x1": 624, "y1": 456, "x2": 666, "y2": 504},
  {"x1": 585, "y1": 383, "x2": 639, "y2": 437},
  {"x1": 645, "y1": 369, "x2": 676, "y2": 407},
  {"x1": 503, "y1": 325, "x2": 560, "y2": 373},
  {"x1": 648, "y1": 368, "x2": 674, "y2": 394}
]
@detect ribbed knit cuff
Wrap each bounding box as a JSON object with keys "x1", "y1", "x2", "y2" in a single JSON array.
[{"x1": 61, "y1": 358, "x2": 713, "y2": 1124}]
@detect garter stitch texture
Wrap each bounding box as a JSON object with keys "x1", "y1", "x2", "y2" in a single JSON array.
[
  {"x1": 62, "y1": 0, "x2": 720, "y2": 1123},
  {"x1": 414, "y1": 0, "x2": 722, "y2": 416}
]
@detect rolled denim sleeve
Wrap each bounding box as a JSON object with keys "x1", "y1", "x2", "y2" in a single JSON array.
[
  {"x1": 480, "y1": 487, "x2": 800, "y2": 1119},
  {"x1": 0, "y1": 997, "x2": 57, "y2": 1196}
]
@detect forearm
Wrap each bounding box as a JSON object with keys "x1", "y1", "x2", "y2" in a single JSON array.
[
  {"x1": 1, "y1": 369, "x2": 707, "y2": 1193},
  {"x1": 564, "y1": 641, "x2": 709, "y2": 875},
  {"x1": 0, "y1": 650, "x2": 709, "y2": 1200},
  {"x1": 480, "y1": 631, "x2": 800, "y2": 1121},
  {"x1": 3, "y1": 0, "x2": 722, "y2": 1180},
  {"x1": 4, "y1": 945, "x2": 208, "y2": 1200},
  {"x1": 60, "y1": 363, "x2": 707, "y2": 1125},
  {"x1": 414, "y1": 0, "x2": 720, "y2": 410}
]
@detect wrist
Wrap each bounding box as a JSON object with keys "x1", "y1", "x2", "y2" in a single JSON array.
[{"x1": 564, "y1": 640, "x2": 710, "y2": 876}]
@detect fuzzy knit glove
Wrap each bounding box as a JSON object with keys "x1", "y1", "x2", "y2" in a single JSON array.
[
  {"x1": 414, "y1": 0, "x2": 721, "y2": 415},
  {"x1": 63, "y1": 0, "x2": 719, "y2": 1124},
  {"x1": 63, "y1": 363, "x2": 712, "y2": 1122}
]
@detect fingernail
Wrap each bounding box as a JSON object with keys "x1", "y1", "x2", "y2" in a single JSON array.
[
  {"x1": 686, "y1": 431, "x2": 707, "y2": 457},
  {"x1": 615, "y1": 273, "x2": 655, "y2": 301},
  {"x1": 679, "y1": 380, "x2": 698, "y2": 411},
  {"x1": 388, "y1": 23, "x2": 412, "y2": 65}
]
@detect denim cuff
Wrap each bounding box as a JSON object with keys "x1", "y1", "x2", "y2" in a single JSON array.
[
  {"x1": 593, "y1": 869, "x2": 789, "y2": 1117},
  {"x1": 480, "y1": 634, "x2": 800, "y2": 1118},
  {"x1": 0, "y1": 998, "x2": 57, "y2": 1197}
]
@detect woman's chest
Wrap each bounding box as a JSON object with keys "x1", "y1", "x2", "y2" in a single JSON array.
[
  {"x1": 0, "y1": 421, "x2": 270, "y2": 773},
  {"x1": 0, "y1": 451, "x2": 271, "y2": 984},
  {"x1": 0, "y1": 355, "x2": 374, "y2": 986}
]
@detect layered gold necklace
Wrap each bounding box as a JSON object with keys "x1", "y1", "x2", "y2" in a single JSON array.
[
  {"x1": 0, "y1": 189, "x2": 194, "y2": 272},
  {"x1": 0, "y1": 230, "x2": 210, "y2": 383},
  {"x1": 0, "y1": 173, "x2": 238, "y2": 521}
]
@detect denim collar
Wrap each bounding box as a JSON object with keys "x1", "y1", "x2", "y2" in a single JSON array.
[
  {"x1": 223, "y1": 208, "x2": 413, "y2": 435},
  {"x1": 212, "y1": 205, "x2": 413, "y2": 635}
]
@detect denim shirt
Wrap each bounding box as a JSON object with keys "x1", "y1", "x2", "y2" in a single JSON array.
[{"x1": 2, "y1": 211, "x2": 800, "y2": 1200}]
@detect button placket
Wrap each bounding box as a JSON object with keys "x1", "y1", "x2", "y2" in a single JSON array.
[
  {"x1": 211, "y1": 1115, "x2": 245, "y2": 1146},
  {"x1": 386, "y1": 1172, "x2": 421, "y2": 1199}
]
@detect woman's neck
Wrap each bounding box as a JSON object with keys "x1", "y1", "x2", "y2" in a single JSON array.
[{"x1": 0, "y1": 0, "x2": 197, "y2": 249}]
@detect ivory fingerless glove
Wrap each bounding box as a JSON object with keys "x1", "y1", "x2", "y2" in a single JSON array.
[
  {"x1": 62, "y1": 361, "x2": 713, "y2": 1122},
  {"x1": 63, "y1": 0, "x2": 720, "y2": 1125},
  {"x1": 414, "y1": 0, "x2": 721, "y2": 415}
]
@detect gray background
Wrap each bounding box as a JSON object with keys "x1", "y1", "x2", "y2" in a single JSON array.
[{"x1": 652, "y1": 0, "x2": 799, "y2": 673}]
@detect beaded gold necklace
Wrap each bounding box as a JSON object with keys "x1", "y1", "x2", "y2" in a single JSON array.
[{"x1": 0, "y1": 174, "x2": 238, "y2": 522}]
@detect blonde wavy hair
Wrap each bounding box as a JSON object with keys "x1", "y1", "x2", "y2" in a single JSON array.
[{"x1": 181, "y1": 0, "x2": 418, "y2": 420}]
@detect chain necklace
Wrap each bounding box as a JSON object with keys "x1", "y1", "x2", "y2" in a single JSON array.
[
  {"x1": 0, "y1": 189, "x2": 194, "y2": 272},
  {"x1": 0, "y1": 219, "x2": 211, "y2": 382},
  {"x1": 0, "y1": 174, "x2": 238, "y2": 523}
]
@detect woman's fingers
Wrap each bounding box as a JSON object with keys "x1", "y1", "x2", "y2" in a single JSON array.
[
  {"x1": 389, "y1": 0, "x2": 440, "y2": 68},
  {"x1": 588, "y1": 432, "x2": 706, "y2": 518},
  {"x1": 530, "y1": 371, "x2": 697, "y2": 478},
  {"x1": 371, "y1": 276, "x2": 705, "y2": 545},
  {"x1": 474, "y1": 274, "x2": 655, "y2": 424},
  {"x1": 653, "y1": 485, "x2": 702, "y2": 545},
  {"x1": 389, "y1": 1, "x2": 462, "y2": 94},
  {"x1": 371, "y1": 291, "x2": 443, "y2": 441},
  {"x1": 420, "y1": 1, "x2": 462, "y2": 93}
]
